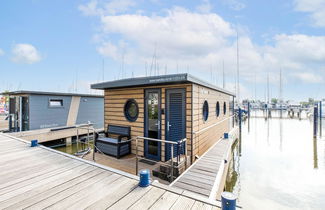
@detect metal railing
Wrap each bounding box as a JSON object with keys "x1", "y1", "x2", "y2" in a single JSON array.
[
  {"x1": 75, "y1": 123, "x2": 98, "y2": 158},
  {"x1": 134, "y1": 136, "x2": 187, "y2": 182}
]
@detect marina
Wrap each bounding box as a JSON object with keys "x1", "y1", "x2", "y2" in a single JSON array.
[
  {"x1": 225, "y1": 113, "x2": 325, "y2": 209},
  {"x1": 1, "y1": 1, "x2": 325, "y2": 208}
]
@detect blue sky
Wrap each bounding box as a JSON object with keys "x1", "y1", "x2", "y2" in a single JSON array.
[{"x1": 0, "y1": 0, "x2": 324, "y2": 101}]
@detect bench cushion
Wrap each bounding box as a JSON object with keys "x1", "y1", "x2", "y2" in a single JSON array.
[{"x1": 97, "y1": 137, "x2": 119, "y2": 144}]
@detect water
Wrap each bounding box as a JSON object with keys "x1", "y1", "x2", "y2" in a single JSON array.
[
  {"x1": 226, "y1": 115, "x2": 325, "y2": 209},
  {"x1": 54, "y1": 142, "x2": 93, "y2": 155}
]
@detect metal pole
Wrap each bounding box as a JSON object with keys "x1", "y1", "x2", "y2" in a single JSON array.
[
  {"x1": 76, "y1": 128, "x2": 79, "y2": 153},
  {"x1": 136, "y1": 137, "x2": 138, "y2": 176},
  {"x1": 319, "y1": 101, "x2": 322, "y2": 136},
  {"x1": 248, "y1": 102, "x2": 250, "y2": 119},
  {"x1": 313, "y1": 104, "x2": 318, "y2": 138},
  {"x1": 93, "y1": 129, "x2": 96, "y2": 161},
  {"x1": 170, "y1": 144, "x2": 174, "y2": 182},
  {"x1": 87, "y1": 124, "x2": 90, "y2": 150},
  {"x1": 239, "y1": 108, "x2": 242, "y2": 140},
  {"x1": 185, "y1": 140, "x2": 188, "y2": 169}
]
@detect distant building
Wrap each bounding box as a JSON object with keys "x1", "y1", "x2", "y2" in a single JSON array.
[{"x1": 3, "y1": 90, "x2": 104, "y2": 132}]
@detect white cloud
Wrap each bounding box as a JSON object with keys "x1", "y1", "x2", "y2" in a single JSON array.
[
  {"x1": 294, "y1": 0, "x2": 325, "y2": 27},
  {"x1": 0, "y1": 48, "x2": 4, "y2": 56},
  {"x1": 196, "y1": 0, "x2": 213, "y2": 13},
  {"x1": 11, "y1": 44, "x2": 42, "y2": 64},
  {"x1": 80, "y1": 2, "x2": 325, "y2": 91},
  {"x1": 221, "y1": 0, "x2": 246, "y2": 11},
  {"x1": 79, "y1": 0, "x2": 136, "y2": 16},
  {"x1": 293, "y1": 72, "x2": 323, "y2": 83}
]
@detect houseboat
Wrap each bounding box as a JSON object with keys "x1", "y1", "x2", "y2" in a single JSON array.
[
  {"x1": 3, "y1": 90, "x2": 104, "y2": 132},
  {"x1": 91, "y1": 73, "x2": 236, "y2": 165}
]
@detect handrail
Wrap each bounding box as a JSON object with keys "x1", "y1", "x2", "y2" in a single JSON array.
[
  {"x1": 193, "y1": 115, "x2": 235, "y2": 135},
  {"x1": 134, "y1": 136, "x2": 187, "y2": 182},
  {"x1": 136, "y1": 136, "x2": 186, "y2": 145}
]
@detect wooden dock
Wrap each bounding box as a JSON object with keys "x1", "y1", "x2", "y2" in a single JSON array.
[
  {"x1": 171, "y1": 129, "x2": 238, "y2": 200},
  {"x1": 0, "y1": 133, "x2": 222, "y2": 209}
]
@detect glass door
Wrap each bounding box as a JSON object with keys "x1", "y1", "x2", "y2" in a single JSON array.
[{"x1": 144, "y1": 89, "x2": 161, "y2": 161}]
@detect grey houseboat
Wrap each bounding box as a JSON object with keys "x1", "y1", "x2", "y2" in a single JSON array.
[
  {"x1": 4, "y1": 90, "x2": 104, "y2": 132},
  {"x1": 91, "y1": 73, "x2": 235, "y2": 163}
]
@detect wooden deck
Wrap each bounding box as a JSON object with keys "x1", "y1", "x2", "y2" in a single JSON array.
[
  {"x1": 0, "y1": 133, "x2": 221, "y2": 209},
  {"x1": 171, "y1": 129, "x2": 237, "y2": 200}
]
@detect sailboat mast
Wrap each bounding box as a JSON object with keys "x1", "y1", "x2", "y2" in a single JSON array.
[{"x1": 236, "y1": 29, "x2": 240, "y2": 104}]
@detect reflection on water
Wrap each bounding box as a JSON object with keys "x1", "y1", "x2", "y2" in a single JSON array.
[
  {"x1": 226, "y1": 112, "x2": 325, "y2": 210},
  {"x1": 54, "y1": 142, "x2": 93, "y2": 155}
]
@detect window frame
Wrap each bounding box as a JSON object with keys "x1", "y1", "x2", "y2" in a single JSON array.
[
  {"x1": 48, "y1": 98, "x2": 64, "y2": 108},
  {"x1": 223, "y1": 101, "x2": 227, "y2": 115},
  {"x1": 124, "y1": 99, "x2": 139, "y2": 122},
  {"x1": 202, "y1": 100, "x2": 209, "y2": 121},
  {"x1": 216, "y1": 101, "x2": 220, "y2": 117}
]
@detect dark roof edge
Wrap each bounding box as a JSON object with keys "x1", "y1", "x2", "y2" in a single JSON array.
[
  {"x1": 2, "y1": 90, "x2": 104, "y2": 98},
  {"x1": 91, "y1": 73, "x2": 235, "y2": 96}
]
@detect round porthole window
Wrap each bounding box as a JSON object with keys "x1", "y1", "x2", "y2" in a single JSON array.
[
  {"x1": 203, "y1": 100, "x2": 209, "y2": 121},
  {"x1": 223, "y1": 102, "x2": 227, "y2": 115},
  {"x1": 216, "y1": 101, "x2": 220, "y2": 117},
  {"x1": 124, "y1": 99, "x2": 139, "y2": 122}
]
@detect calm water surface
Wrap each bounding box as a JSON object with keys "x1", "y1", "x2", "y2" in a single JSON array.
[{"x1": 226, "y1": 115, "x2": 325, "y2": 210}]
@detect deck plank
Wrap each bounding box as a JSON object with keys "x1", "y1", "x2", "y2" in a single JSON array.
[
  {"x1": 170, "y1": 195, "x2": 196, "y2": 210},
  {"x1": 149, "y1": 191, "x2": 180, "y2": 210},
  {"x1": 4, "y1": 168, "x2": 104, "y2": 209},
  {"x1": 171, "y1": 138, "x2": 233, "y2": 199},
  {"x1": 128, "y1": 187, "x2": 165, "y2": 210},
  {"x1": 107, "y1": 185, "x2": 153, "y2": 209},
  {"x1": 0, "y1": 133, "x2": 222, "y2": 210}
]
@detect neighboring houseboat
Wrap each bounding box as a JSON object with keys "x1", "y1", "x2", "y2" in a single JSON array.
[
  {"x1": 91, "y1": 73, "x2": 235, "y2": 164},
  {"x1": 4, "y1": 90, "x2": 104, "y2": 132}
]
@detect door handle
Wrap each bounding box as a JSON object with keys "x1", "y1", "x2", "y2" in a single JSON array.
[{"x1": 167, "y1": 121, "x2": 172, "y2": 131}]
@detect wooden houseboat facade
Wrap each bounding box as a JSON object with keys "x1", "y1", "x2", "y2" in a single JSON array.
[{"x1": 91, "y1": 74, "x2": 235, "y2": 164}]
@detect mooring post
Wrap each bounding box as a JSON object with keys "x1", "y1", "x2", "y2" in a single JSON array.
[
  {"x1": 319, "y1": 101, "x2": 323, "y2": 136},
  {"x1": 221, "y1": 192, "x2": 237, "y2": 210},
  {"x1": 31, "y1": 139, "x2": 38, "y2": 147},
  {"x1": 248, "y1": 102, "x2": 250, "y2": 119},
  {"x1": 313, "y1": 104, "x2": 318, "y2": 138}
]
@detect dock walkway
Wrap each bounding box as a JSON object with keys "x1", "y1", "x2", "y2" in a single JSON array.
[
  {"x1": 171, "y1": 130, "x2": 237, "y2": 200},
  {"x1": 0, "y1": 133, "x2": 221, "y2": 210}
]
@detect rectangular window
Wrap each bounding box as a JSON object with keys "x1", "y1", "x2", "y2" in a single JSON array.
[{"x1": 49, "y1": 99, "x2": 63, "y2": 107}]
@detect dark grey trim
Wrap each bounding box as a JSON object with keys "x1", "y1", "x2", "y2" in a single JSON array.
[
  {"x1": 3, "y1": 90, "x2": 103, "y2": 98},
  {"x1": 91, "y1": 73, "x2": 235, "y2": 96},
  {"x1": 144, "y1": 88, "x2": 162, "y2": 161}
]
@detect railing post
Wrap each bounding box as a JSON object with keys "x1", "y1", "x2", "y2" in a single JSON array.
[
  {"x1": 170, "y1": 144, "x2": 174, "y2": 182},
  {"x1": 136, "y1": 137, "x2": 139, "y2": 176},
  {"x1": 92, "y1": 129, "x2": 96, "y2": 161},
  {"x1": 76, "y1": 128, "x2": 79, "y2": 153},
  {"x1": 185, "y1": 139, "x2": 188, "y2": 169}
]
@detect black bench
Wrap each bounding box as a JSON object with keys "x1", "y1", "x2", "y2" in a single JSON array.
[{"x1": 95, "y1": 125, "x2": 131, "y2": 159}]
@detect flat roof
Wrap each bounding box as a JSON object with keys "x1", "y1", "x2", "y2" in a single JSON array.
[
  {"x1": 3, "y1": 90, "x2": 104, "y2": 98},
  {"x1": 91, "y1": 73, "x2": 235, "y2": 96}
]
